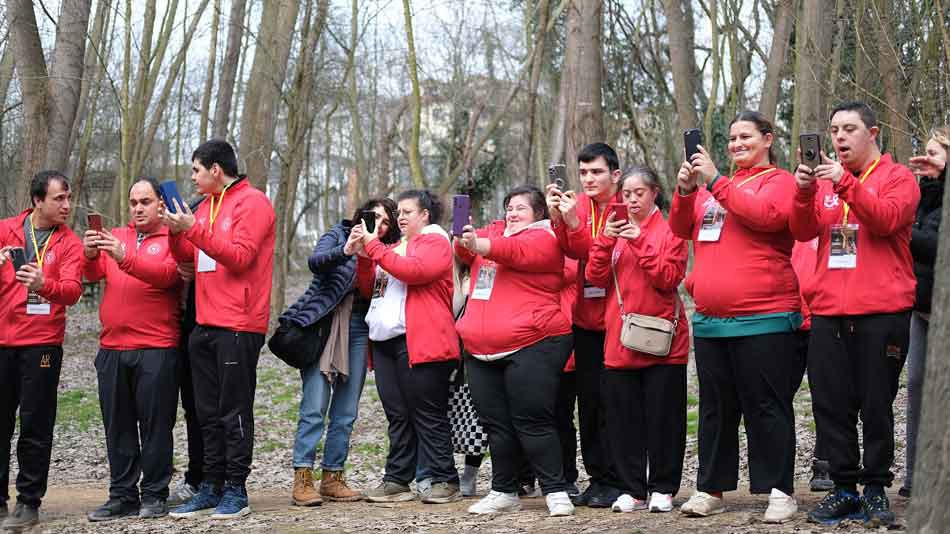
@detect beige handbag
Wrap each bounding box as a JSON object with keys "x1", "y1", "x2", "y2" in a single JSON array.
[{"x1": 611, "y1": 264, "x2": 679, "y2": 357}]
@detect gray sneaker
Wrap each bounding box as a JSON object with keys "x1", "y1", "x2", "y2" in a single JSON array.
[
  {"x1": 139, "y1": 498, "x2": 168, "y2": 519},
  {"x1": 168, "y1": 481, "x2": 198, "y2": 507},
  {"x1": 365, "y1": 481, "x2": 415, "y2": 503},
  {"x1": 2, "y1": 503, "x2": 39, "y2": 529},
  {"x1": 421, "y1": 482, "x2": 462, "y2": 504}
]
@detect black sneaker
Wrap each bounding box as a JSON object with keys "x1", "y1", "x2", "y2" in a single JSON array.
[
  {"x1": 139, "y1": 498, "x2": 168, "y2": 519},
  {"x1": 862, "y1": 486, "x2": 896, "y2": 528},
  {"x1": 809, "y1": 459, "x2": 834, "y2": 492},
  {"x1": 898, "y1": 486, "x2": 911, "y2": 498},
  {"x1": 87, "y1": 499, "x2": 141, "y2": 522},
  {"x1": 588, "y1": 485, "x2": 622, "y2": 508},
  {"x1": 2, "y1": 502, "x2": 39, "y2": 529},
  {"x1": 565, "y1": 483, "x2": 581, "y2": 498},
  {"x1": 571, "y1": 482, "x2": 598, "y2": 506},
  {"x1": 807, "y1": 488, "x2": 865, "y2": 525}
]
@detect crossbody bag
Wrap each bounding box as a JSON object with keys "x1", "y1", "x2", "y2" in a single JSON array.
[{"x1": 611, "y1": 262, "x2": 679, "y2": 357}]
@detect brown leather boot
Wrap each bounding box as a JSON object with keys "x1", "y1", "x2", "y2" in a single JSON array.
[
  {"x1": 292, "y1": 468, "x2": 323, "y2": 506},
  {"x1": 320, "y1": 469, "x2": 363, "y2": 502}
]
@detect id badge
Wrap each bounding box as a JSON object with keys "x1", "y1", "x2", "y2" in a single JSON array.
[
  {"x1": 828, "y1": 224, "x2": 858, "y2": 269},
  {"x1": 697, "y1": 203, "x2": 727, "y2": 242},
  {"x1": 26, "y1": 291, "x2": 51, "y2": 315},
  {"x1": 583, "y1": 283, "x2": 606, "y2": 299},
  {"x1": 197, "y1": 250, "x2": 216, "y2": 272},
  {"x1": 471, "y1": 264, "x2": 497, "y2": 301},
  {"x1": 372, "y1": 271, "x2": 390, "y2": 298}
]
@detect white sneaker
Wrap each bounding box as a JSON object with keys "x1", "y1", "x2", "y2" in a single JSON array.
[
  {"x1": 611, "y1": 493, "x2": 647, "y2": 513},
  {"x1": 763, "y1": 488, "x2": 797, "y2": 523},
  {"x1": 648, "y1": 492, "x2": 673, "y2": 512},
  {"x1": 467, "y1": 490, "x2": 521, "y2": 514},
  {"x1": 545, "y1": 491, "x2": 575, "y2": 517},
  {"x1": 680, "y1": 491, "x2": 725, "y2": 516}
]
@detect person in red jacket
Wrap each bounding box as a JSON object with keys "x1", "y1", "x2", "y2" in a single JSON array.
[
  {"x1": 454, "y1": 185, "x2": 574, "y2": 517},
  {"x1": 349, "y1": 189, "x2": 461, "y2": 505},
  {"x1": 586, "y1": 165, "x2": 689, "y2": 515},
  {"x1": 82, "y1": 178, "x2": 183, "y2": 522},
  {"x1": 0, "y1": 171, "x2": 82, "y2": 530},
  {"x1": 162, "y1": 139, "x2": 276, "y2": 520},
  {"x1": 544, "y1": 142, "x2": 622, "y2": 508},
  {"x1": 791, "y1": 102, "x2": 919, "y2": 528},
  {"x1": 670, "y1": 111, "x2": 802, "y2": 523}
]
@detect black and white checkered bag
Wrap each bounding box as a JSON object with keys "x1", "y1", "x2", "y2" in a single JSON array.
[{"x1": 447, "y1": 382, "x2": 489, "y2": 456}]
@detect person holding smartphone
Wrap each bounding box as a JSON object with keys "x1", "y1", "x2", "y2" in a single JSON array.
[
  {"x1": 82, "y1": 177, "x2": 182, "y2": 521},
  {"x1": 282, "y1": 198, "x2": 399, "y2": 506},
  {"x1": 585, "y1": 166, "x2": 689, "y2": 514},
  {"x1": 790, "y1": 102, "x2": 918, "y2": 528},
  {"x1": 670, "y1": 111, "x2": 802, "y2": 523},
  {"x1": 0, "y1": 171, "x2": 82, "y2": 530}
]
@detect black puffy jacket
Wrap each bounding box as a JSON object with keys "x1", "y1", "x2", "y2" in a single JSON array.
[
  {"x1": 910, "y1": 166, "x2": 946, "y2": 313},
  {"x1": 280, "y1": 220, "x2": 357, "y2": 327}
]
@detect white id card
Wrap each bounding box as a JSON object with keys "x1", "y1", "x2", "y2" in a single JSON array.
[
  {"x1": 26, "y1": 291, "x2": 51, "y2": 315},
  {"x1": 197, "y1": 250, "x2": 217, "y2": 272},
  {"x1": 471, "y1": 264, "x2": 497, "y2": 300},
  {"x1": 828, "y1": 224, "x2": 858, "y2": 269},
  {"x1": 583, "y1": 283, "x2": 606, "y2": 299},
  {"x1": 697, "y1": 203, "x2": 727, "y2": 242}
]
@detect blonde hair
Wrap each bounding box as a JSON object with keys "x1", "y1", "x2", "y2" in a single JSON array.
[{"x1": 931, "y1": 126, "x2": 950, "y2": 151}]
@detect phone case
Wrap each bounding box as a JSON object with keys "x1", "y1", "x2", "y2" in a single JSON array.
[
  {"x1": 609, "y1": 203, "x2": 629, "y2": 223},
  {"x1": 452, "y1": 195, "x2": 471, "y2": 236},
  {"x1": 159, "y1": 181, "x2": 186, "y2": 213},
  {"x1": 361, "y1": 210, "x2": 376, "y2": 234},
  {"x1": 684, "y1": 129, "x2": 702, "y2": 161},
  {"x1": 548, "y1": 164, "x2": 567, "y2": 189},
  {"x1": 10, "y1": 248, "x2": 27, "y2": 271},
  {"x1": 800, "y1": 134, "x2": 822, "y2": 168},
  {"x1": 87, "y1": 214, "x2": 102, "y2": 232}
]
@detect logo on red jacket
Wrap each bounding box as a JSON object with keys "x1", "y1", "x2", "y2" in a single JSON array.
[
  {"x1": 147, "y1": 243, "x2": 162, "y2": 255},
  {"x1": 823, "y1": 194, "x2": 840, "y2": 209},
  {"x1": 221, "y1": 217, "x2": 232, "y2": 232},
  {"x1": 44, "y1": 251, "x2": 55, "y2": 265}
]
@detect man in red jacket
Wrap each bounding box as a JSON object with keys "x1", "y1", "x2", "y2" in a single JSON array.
[
  {"x1": 545, "y1": 143, "x2": 622, "y2": 507},
  {"x1": 82, "y1": 178, "x2": 183, "y2": 522},
  {"x1": 790, "y1": 102, "x2": 919, "y2": 528},
  {"x1": 162, "y1": 139, "x2": 276, "y2": 520},
  {"x1": 0, "y1": 171, "x2": 82, "y2": 530}
]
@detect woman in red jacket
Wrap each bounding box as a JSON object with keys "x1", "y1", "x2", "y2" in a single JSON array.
[
  {"x1": 670, "y1": 111, "x2": 803, "y2": 523},
  {"x1": 349, "y1": 189, "x2": 461, "y2": 505},
  {"x1": 454, "y1": 185, "x2": 575, "y2": 517},
  {"x1": 585, "y1": 165, "x2": 689, "y2": 515}
]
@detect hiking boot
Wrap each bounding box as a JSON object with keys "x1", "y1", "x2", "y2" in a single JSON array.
[
  {"x1": 809, "y1": 459, "x2": 834, "y2": 492},
  {"x1": 589, "y1": 485, "x2": 622, "y2": 508},
  {"x1": 87, "y1": 499, "x2": 140, "y2": 522},
  {"x1": 862, "y1": 486, "x2": 896, "y2": 528},
  {"x1": 292, "y1": 468, "x2": 322, "y2": 506},
  {"x1": 168, "y1": 481, "x2": 198, "y2": 507},
  {"x1": 320, "y1": 469, "x2": 362, "y2": 502},
  {"x1": 807, "y1": 487, "x2": 864, "y2": 525},
  {"x1": 648, "y1": 492, "x2": 673, "y2": 513},
  {"x1": 170, "y1": 481, "x2": 222, "y2": 519},
  {"x1": 611, "y1": 494, "x2": 647, "y2": 513},
  {"x1": 763, "y1": 488, "x2": 797, "y2": 523},
  {"x1": 421, "y1": 482, "x2": 462, "y2": 504},
  {"x1": 2, "y1": 503, "x2": 39, "y2": 529},
  {"x1": 138, "y1": 498, "x2": 168, "y2": 519},
  {"x1": 546, "y1": 491, "x2": 575, "y2": 517},
  {"x1": 365, "y1": 481, "x2": 415, "y2": 503},
  {"x1": 571, "y1": 482, "x2": 598, "y2": 506},
  {"x1": 468, "y1": 490, "x2": 521, "y2": 514},
  {"x1": 680, "y1": 491, "x2": 725, "y2": 517},
  {"x1": 211, "y1": 484, "x2": 251, "y2": 520}
]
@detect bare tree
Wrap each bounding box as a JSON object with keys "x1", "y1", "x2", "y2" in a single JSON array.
[
  {"x1": 759, "y1": 0, "x2": 793, "y2": 119},
  {"x1": 663, "y1": 0, "x2": 700, "y2": 135},
  {"x1": 198, "y1": 0, "x2": 221, "y2": 142},
  {"x1": 212, "y1": 0, "x2": 247, "y2": 138},
  {"x1": 790, "y1": 0, "x2": 831, "y2": 158},
  {"x1": 402, "y1": 0, "x2": 426, "y2": 187}
]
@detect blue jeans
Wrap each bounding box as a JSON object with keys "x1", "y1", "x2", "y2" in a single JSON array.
[
  {"x1": 903, "y1": 311, "x2": 928, "y2": 490},
  {"x1": 292, "y1": 311, "x2": 369, "y2": 470}
]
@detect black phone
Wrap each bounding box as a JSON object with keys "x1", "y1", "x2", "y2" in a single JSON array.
[
  {"x1": 548, "y1": 164, "x2": 567, "y2": 190},
  {"x1": 800, "y1": 133, "x2": 822, "y2": 170},
  {"x1": 10, "y1": 248, "x2": 27, "y2": 271},
  {"x1": 360, "y1": 210, "x2": 377, "y2": 234},
  {"x1": 684, "y1": 128, "x2": 702, "y2": 162}
]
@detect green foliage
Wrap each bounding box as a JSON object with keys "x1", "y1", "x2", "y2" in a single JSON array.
[{"x1": 58, "y1": 389, "x2": 101, "y2": 433}]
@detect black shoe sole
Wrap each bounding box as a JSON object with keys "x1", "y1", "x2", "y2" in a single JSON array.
[{"x1": 809, "y1": 480, "x2": 835, "y2": 492}]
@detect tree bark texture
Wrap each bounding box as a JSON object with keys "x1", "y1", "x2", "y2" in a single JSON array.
[
  {"x1": 562, "y1": 0, "x2": 605, "y2": 180},
  {"x1": 402, "y1": 0, "x2": 426, "y2": 188},
  {"x1": 791, "y1": 0, "x2": 831, "y2": 159},
  {"x1": 759, "y1": 0, "x2": 793, "y2": 120},
  {"x1": 663, "y1": 0, "x2": 700, "y2": 135},
  {"x1": 213, "y1": 0, "x2": 246, "y2": 138}
]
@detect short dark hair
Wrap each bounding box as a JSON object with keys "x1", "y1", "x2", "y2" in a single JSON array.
[
  {"x1": 620, "y1": 165, "x2": 667, "y2": 211},
  {"x1": 503, "y1": 184, "x2": 549, "y2": 221},
  {"x1": 192, "y1": 138, "x2": 239, "y2": 177},
  {"x1": 130, "y1": 176, "x2": 162, "y2": 198},
  {"x1": 577, "y1": 142, "x2": 620, "y2": 172},
  {"x1": 397, "y1": 189, "x2": 443, "y2": 225},
  {"x1": 352, "y1": 197, "x2": 401, "y2": 245},
  {"x1": 30, "y1": 170, "x2": 70, "y2": 206},
  {"x1": 829, "y1": 101, "x2": 877, "y2": 129},
  {"x1": 730, "y1": 110, "x2": 777, "y2": 164}
]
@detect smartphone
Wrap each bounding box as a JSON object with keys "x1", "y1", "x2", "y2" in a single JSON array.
[
  {"x1": 608, "y1": 202, "x2": 629, "y2": 225},
  {"x1": 159, "y1": 180, "x2": 186, "y2": 213},
  {"x1": 800, "y1": 133, "x2": 822, "y2": 170},
  {"x1": 548, "y1": 164, "x2": 568, "y2": 190},
  {"x1": 10, "y1": 248, "x2": 27, "y2": 271},
  {"x1": 684, "y1": 128, "x2": 702, "y2": 162},
  {"x1": 87, "y1": 213, "x2": 103, "y2": 233},
  {"x1": 360, "y1": 210, "x2": 377, "y2": 234},
  {"x1": 452, "y1": 195, "x2": 471, "y2": 237}
]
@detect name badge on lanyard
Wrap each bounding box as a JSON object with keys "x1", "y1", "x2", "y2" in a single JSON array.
[
  {"x1": 828, "y1": 224, "x2": 858, "y2": 269},
  {"x1": 698, "y1": 203, "x2": 727, "y2": 242},
  {"x1": 471, "y1": 263, "x2": 497, "y2": 301},
  {"x1": 197, "y1": 249, "x2": 217, "y2": 272},
  {"x1": 26, "y1": 291, "x2": 51, "y2": 315}
]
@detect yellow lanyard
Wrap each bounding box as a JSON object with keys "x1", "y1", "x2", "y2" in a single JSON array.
[
  {"x1": 841, "y1": 158, "x2": 880, "y2": 225},
  {"x1": 208, "y1": 181, "x2": 235, "y2": 233},
  {"x1": 733, "y1": 167, "x2": 776, "y2": 188},
  {"x1": 28, "y1": 212, "x2": 55, "y2": 269},
  {"x1": 590, "y1": 200, "x2": 608, "y2": 239}
]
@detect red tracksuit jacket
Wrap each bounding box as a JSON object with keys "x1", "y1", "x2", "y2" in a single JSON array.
[
  {"x1": 169, "y1": 178, "x2": 275, "y2": 334},
  {"x1": 561, "y1": 258, "x2": 578, "y2": 372},
  {"x1": 83, "y1": 224, "x2": 182, "y2": 350},
  {"x1": 789, "y1": 153, "x2": 918, "y2": 316},
  {"x1": 455, "y1": 220, "x2": 571, "y2": 356},
  {"x1": 791, "y1": 238, "x2": 819, "y2": 331},
  {"x1": 669, "y1": 166, "x2": 801, "y2": 317},
  {"x1": 357, "y1": 226, "x2": 460, "y2": 365},
  {"x1": 585, "y1": 209, "x2": 690, "y2": 369},
  {"x1": 0, "y1": 210, "x2": 83, "y2": 347}
]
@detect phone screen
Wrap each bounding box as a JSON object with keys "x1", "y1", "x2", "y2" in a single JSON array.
[
  {"x1": 361, "y1": 210, "x2": 377, "y2": 234},
  {"x1": 87, "y1": 213, "x2": 103, "y2": 232}
]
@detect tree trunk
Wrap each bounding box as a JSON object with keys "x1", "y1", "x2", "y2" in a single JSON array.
[
  {"x1": 212, "y1": 0, "x2": 246, "y2": 138},
  {"x1": 873, "y1": 0, "x2": 911, "y2": 162},
  {"x1": 346, "y1": 0, "x2": 367, "y2": 189},
  {"x1": 198, "y1": 0, "x2": 221, "y2": 142},
  {"x1": 524, "y1": 0, "x2": 552, "y2": 184},
  {"x1": 402, "y1": 0, "x2": 426, "y2": 188},
  {"x1": 791, "y1": 0, "x2": 831, "y2": 160},
  {"x1": 663, "y1": 0, "x2": 700, "y2": 135},
  {"x1": 759, "y1": 0, "x2": 793, "y2": 120},
  {"x1": 702, "y1": 0, "x2": 720, "y2": 146}
]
